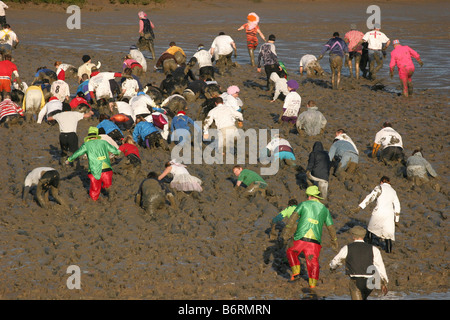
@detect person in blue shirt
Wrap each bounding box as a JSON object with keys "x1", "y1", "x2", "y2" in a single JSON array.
[
  {"x1": 76, "y1": 74, "x2": 91, "y2": 101},
  {"x1": 328, "y1": 129, "x2": 359, "y2": 178},
  {"x1": 97, "y1": 114, "x2": 124, "y2": 145},
  {"x1": 132, "y1": 115, "x2": 168, "y2": 150},
  {"x1": 170, "y1": 111, "x2": 201, "y2": 147},
  {"x1": 317, "y1": 32, "x2": 349, "y2": 90}
]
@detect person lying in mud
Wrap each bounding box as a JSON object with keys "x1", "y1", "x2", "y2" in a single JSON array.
[
  {"x1": 232, "y1": 165, "x2": 268, "y2": 198},
  {"x1": 22, "y1": 167, "x2": 66, "y2": 209},
  {"x1": 135, "y1": 171, "x2": 177, "y2": 218},
  {"x1": 114, "y1": 135, "x2": 141, "y2": 178}
]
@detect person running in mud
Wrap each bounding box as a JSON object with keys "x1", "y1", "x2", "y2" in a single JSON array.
[
  {"x1": 306, "y1": 141, "x2": 331, "y2": 201},
  {"x1": 137, "y1": 11, "x2": 156, "y2": 60},
  {"x1": 296, "y1": 100, "x2": 327, "y2": 136},
  {"x1": 232, "y1": 165, "x2": 268, "y2": 198},
  {"x1": 405, "y1": 147, "x2": 440, "y2": 187},
  {"x1": 135, "y1": 171, "x2": 177, "y2": 218},
  {"x1": 299, "y1": 54, "x2": 324, "y2": 77},
  {"x1": 132, "y1": 115, "x2": 168, "y2": 150},
  {"x1": 329, "y1": 226, "x2": 389, "y2": 300},
  {"x1": 47, "y1": 103, "x2": 93, "y2": 164},
  {"x1": 210, "y1": 32, "x2": 237, "y2": 75},
  {"x1": 372, "y1": 122, "x2": 405, "y2": 165},
  {"x1": 66, "y1": 126, "x2": 121, "y2": 201},
  {"x1": 352, "y1": 176, "x2": 401, "y2": 254},
  {"x1": 22, "y1": 167, "x2": 66, "y2": 209},
  {"x1": 114, "y1": 135, "x2": 141, "y2": 178},
  {"x1": 344, "y1": 24, "x2": 365, "y2": 80},
  {"x1": 0, "y1": 91, "x2": 23, "y2": 127},
  {"x1": 328, "y1": 128, "x2": 359, "y2": 179},
  {"x1": 317, "y1": 32, "x2": 349, "y2": 90},
  {"x1": 257, "y1": 34, "x2": 283, "y2": 90},
  {"x1": 281, "y1": 185, "x2": 338, "y2": 288},
  {"x1": 237, "y1": 12, "x2": 266, "y2": 67},
  {"x1": 355, "y1": 23, "x2": 390, "y2": 80},
  {"x1": 389, "y1": 39, "x2": 423, "y2": 97}
]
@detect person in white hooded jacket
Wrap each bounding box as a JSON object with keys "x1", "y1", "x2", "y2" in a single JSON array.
[
  {"x1": 352, "y1": 176, "x2": 401, "y2": 253},
  {"x1": 269, "y1": 72, "x2": 289, "y2": 102}
]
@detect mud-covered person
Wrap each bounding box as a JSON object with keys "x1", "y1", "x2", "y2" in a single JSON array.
[
  {"x1": 132, "y1": 115, "x2": 168, "y2": 150},
  {"x1": 22, "y1": 167, "x2": 66, "y2": 209},
  {"x1": 0, "y1": 91, "x2": 23, "y2": 127},
  {"x1": 210, "y1": 32, "x2": 237, "y2": 75},
  {"x1": 97, "y1": 114, "x2": 124, "y2": 146},
  {"x1": 256, "y1": 34, "x2": 284, "y2": 90},
  {"x1": 344, "y1": 24, "x2": 364, "y2": 80},
  {"x1": 306, "y1": 141, "x2": 331, "y2": 201},
  {"x1": 114, "y1": 135, "x2": 141, "y2": 178},
  {"x1": 192, "y1": 44, "x2": 215, "y2": 80},
  {"x1": 371, "y1": 121, "x2": 405, "y2": 166},
  {"x1": 405, "y1": 147, "x2": 440, "y2": 188},
  {"x1": 328, "y1": 129, "x2": 359, "y2": 179},
  {"x1": 269, "y1": 199, "x2": 298, "y2": 240},
  {"x1": 135, "y1": 171, "x2": 177, "y2": 219},
  {"x1": 317, "y1": 32, "x2": 349, "y2": 90},
  {"x1": 299, "y1": 54, "x2": 324, "y2": 77},
  {"x1": 296, "y1": 100, "x2": 327, "y2": 137},
  {"x1": 137, "y1": 11, "x2": 156, "y2": 60},
  {"x1": 232, "y1": 165, "x2": 268, "y2": 198}
]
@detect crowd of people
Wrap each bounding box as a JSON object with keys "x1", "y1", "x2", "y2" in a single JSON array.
[{"x1": 0, "y1": 6, "x2": 439, "y2": 300}]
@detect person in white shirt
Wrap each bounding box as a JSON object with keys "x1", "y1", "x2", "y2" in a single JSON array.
[
  {"x1": 330, "y1": 226, "x2": 389, "y2": 300},
  {"x1": 372, "y1": 121, "x2": 405, "y2": 165},
  {"x1": 299, "y1": 54, "x2": 324, "y2": 76},
  {"x1": 77, "y1": 55, "x2": 101, "y2": 82},
  {"x1": 121, "y1": 73, "x2": 139, "y2": 100},
  {"x1": 203, "y1": 97, "x2": 243, "y2": 155},
  {"x1": 356, "y1": 23, "x2": 390, "y2": 80},
  {"x1": 210, "y1": 32, "x2": 237, "y2": 75},
  {"x1": 129, "y1": 91, "x2": 157, "y2": 118},
  {"x1": 0, "y1": 1, "x2": 8, "y2": 27},
  {"x1": 48, "y1": 104, "x2": 93, "y2": 161},
  {"x1": 88, "y1": 70, "x2": 122, "y2": 102},
  {"x1": 50, "y1": 79, "x2": 70, "y2": 102},
  {"x1": 280, "y1": 80, "x2": 301, "y2": 126},
  {"x1": 192, "y1": 44, "x2": 214, "y2": 80},
  {"x1": 22, "y1": 167, "x2": 65, "y2": 209},
  {"x1": 352, "y1": 176, "x2": 401, "y2": 253},
  {"x1": 129, "y1": 45, "x2": 147, "y2": 72},
  {"x1": 37, "y1": 97, "x2": 62, "y2": 124},
  {"x1": 54, "y1": 61, "x2": 77, "y2": 81},
  {"x1": 269, "y1": 72, "x2": 289, "y2": 102},
  {"x1": 0, "y1": 23, "x2": 17, "y2": 59},
  {"x1": 221, "y1": 85, "x2": 243, "y2": 112}
]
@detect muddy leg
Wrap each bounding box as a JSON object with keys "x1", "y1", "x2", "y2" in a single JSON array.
[
  {"x1": 50, "y1": 186, "x2": 66, "y2": 207},
  {"x1": 35, "y1": 183, "x2": 48, "y2": 209},
  {"x1": 355, "y1": 55, "x2": 361, "y2": 80}
]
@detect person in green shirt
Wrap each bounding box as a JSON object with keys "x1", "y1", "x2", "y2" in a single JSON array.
[
  {"x1": 232, "y1": 165, "x2": 267, "y2": 197},
  {"x1": 269, "y1": 199, "x2": 298, "y2": 240},
  {"x1": 281, "y1": 185, "x2": 338, "y2": 288},
  {"x1": 66, "y1": 126, "x2": 121, "y2": 201}
]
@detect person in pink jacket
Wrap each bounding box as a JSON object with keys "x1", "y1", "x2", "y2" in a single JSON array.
[{"x1": 389, "y1": 39, "x2": 423, "y2": 97}]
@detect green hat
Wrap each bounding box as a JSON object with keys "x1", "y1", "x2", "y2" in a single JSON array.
[
  {"x1": 84, "y1": 126, "x2": 101, "y2": 142},
  {"x1": 305, "y1": 186, "x2": 323, "y2": 200},
  {"x1": 350, "y1": 226, "x2": 367, "y2": 238}
]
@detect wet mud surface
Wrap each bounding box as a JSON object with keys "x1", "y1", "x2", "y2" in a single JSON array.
[{"x1": 0, "y1": 0, "x2": 448, "y2": 300}]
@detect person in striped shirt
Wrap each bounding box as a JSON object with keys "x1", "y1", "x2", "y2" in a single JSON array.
[{"x1": 0, "y1": 91, "x2": 23, "y2": 126}]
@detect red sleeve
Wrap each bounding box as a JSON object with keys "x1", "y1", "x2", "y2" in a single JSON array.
[{"x1": 57, "y1": 69, "x2": 65, "y2": 81}]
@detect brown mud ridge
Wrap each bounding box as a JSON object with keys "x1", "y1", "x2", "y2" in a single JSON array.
[{"x1": 1, "y1": 1, "x2": 449, "y2": 300}]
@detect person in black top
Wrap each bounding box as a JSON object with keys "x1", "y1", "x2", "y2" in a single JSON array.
[{"x1": 306, "y1": 141, "x2": 331, "y2": 200}]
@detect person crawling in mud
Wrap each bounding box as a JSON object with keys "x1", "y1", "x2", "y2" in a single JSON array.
[
  {"x1": 372, "y1": 121, "x2": 405, "y2": 166},
  {"x1": 328, "y1": 129, "x2": 359, "y2": 179},
  {"x1": 22, "y1": 167, "x2": 66, "y2": 209},
  {"x1": 132, "y1": 115, "x2": 169, "y2": 150},
  {"x1": 405, "y1": 147, "x2": 440, "y2": 188},
  {"x1": 114, "y1": 135, "x2": 141, "y2": 178},
  {"x1": 135, "y1": 171, "x2": 177, "y2": 219},
  {"x1": 232, "y1": 165, "x2": 268, "y2": 198}
]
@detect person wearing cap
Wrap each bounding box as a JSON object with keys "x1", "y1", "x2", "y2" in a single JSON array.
[
  {"x1": 344, "y1": 24, "x2": 365, "y2": 79},
  {"x1": 22, "y1": 167, "x2": 66, "y2": 209},
  {"x1": 299, "y1": 54, "x2": 324, "y2": 77},
  {"x1": 296, "y1": 100, "x2": 327, "y2": 136},
  {"x1": 77, "y1": 55, "x2": 100, "y2": 82},
  {"x1": 257, "y1": 34, "x2": 283, "y2": 91},
  {"x1": 352, "y1": 176, "x2": 401, "y2": 254},
  {"x1": 237, "y1": 12, "x2": 266, "y2": 66},
  {"x1": 372, "y1": 122, "x2": 405, "y2": 165},
  {"x1": 318, "y1": 32, "x2": 349, "y2": 90},
  {"x1": 281, "y1": 185, "x2": 338, "y2": 288},
  {"x1": 280, "y1": 79, "x2": 301, "y2": 127},
  {"x1": 137, "y1": 11, "x2": 155, "y2": 60},
  {"x1": 210, "y1": 32, "x2": 237, "y2": 75},
  {"x1": 389, "y1": 39, "x2": 423, "y2": 97},
  {"x1": 221, "y1": 85, "x2": 243, "y2": 112},
  {"x1": 66, "y1": 126, "x2": 121, "y2": 201},
  {"x1": 356, "y1": 23, "x2": 390, "y2": 80},
  {"x1": 192, "y1": 44, "x2": 214, "y2": 80},
  {"x1": 329, "y1": 226, "x2": 389, "y2": 300},
  {"x1": 170, "y1": 110, "x2": 201, "y2": 147}
]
